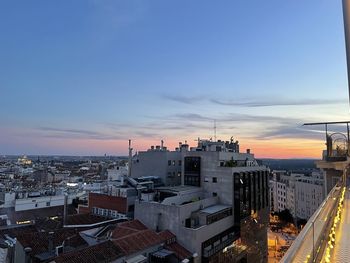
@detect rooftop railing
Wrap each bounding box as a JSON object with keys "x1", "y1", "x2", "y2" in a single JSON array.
[{"x1": 281, "y1": 185, "x2": 342, "y2": 263}]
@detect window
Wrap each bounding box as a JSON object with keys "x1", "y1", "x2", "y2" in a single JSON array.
[
  {"x1": 178, "y1": 160, "x2": 182, "y2": 166},
  {"x1": 168, "y1": 160, "x2": 171, "y2": 166},
  {"x1": 35, "y1": 203, "x2": 38, "y2": 207},
  {"x1": 172, "y1": 160, "x2": 176, "y2": 166},
  {"x1": 177, "y1": 172, "x2": 181, "y2": 177},
  {"x1": 212, "y1": 177, "x2": 217, "y2": 183},
  {"x1": 184, "y1": 157, "x2": 201, "y2": 187},
  {"x1": 213, "y1": 192, "x2": 217, "y2": 197},
  {"x1": 46, "y1": 202, "x2": 50, "y2": 207}
]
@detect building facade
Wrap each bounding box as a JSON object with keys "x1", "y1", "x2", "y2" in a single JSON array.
[{"x1": 134, "y1": 138, "x2": 270, "y2": 263}]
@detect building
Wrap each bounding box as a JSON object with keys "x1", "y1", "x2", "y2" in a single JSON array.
[
  {"x1": 294, "y1": 175, "x2": 324, "y2": 220},
  {"x1": 134, "y1": 138, "x2": 270, "y2": 263},
  {"x1": 269, "y1": 171, "x2": 325, "y2": 220},
  {"x1": 132, "y1": 138, "x2": 240, "y2": 187},
  {"x1": 131, "y1": 142, "x2": 184, "y2": 186},
  {"x1": 78, "y1": 192, "x2": 130, "y2": 220}
]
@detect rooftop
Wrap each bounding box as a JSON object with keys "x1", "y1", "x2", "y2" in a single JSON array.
[
  {"x1": 200, "y1": 204, "x2": 232, "y2": 215},
  {"x1": 53, "y1": 240, "x2": 124, "y2": 263}
]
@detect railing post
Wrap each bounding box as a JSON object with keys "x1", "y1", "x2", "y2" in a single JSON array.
[{"x1": 312, "y1": 221, "x2": 315, "y2": 262}]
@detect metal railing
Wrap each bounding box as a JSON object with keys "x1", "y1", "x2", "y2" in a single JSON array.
[{"x1": 280, "y1": 186, "x2": 341, "y2": 263}]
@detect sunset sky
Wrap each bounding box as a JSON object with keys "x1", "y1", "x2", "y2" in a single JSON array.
[{"x1": 1, "y1": 0, "x2": 350, "y2": 158}]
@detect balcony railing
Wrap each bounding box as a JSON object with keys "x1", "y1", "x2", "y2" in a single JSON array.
[{"x1": 281, "y1": 186, "x2": 342, "y2": 263}]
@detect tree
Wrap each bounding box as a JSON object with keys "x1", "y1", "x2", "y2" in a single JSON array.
[{"x1": 277, "y1": 209, "x2": 294, "y2": 223}]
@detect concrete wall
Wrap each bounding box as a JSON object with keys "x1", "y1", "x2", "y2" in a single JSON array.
[
  {"x1": 15, "y1": 195, "x2": 66, "y2": 211},
  {"x1": 14, "y1": 241, "x2": 25, "y2": 263},
  {"x1": 323, "y1": 169, "x2": 342, "y2": 194},
  {"x1": 295, "y1": 180, "x2": 324, "y2": 219},
  {"x1": 135, "y1": 197, "x2": 232, "y2": 263},
  {"x1": 132, "y1": 151, "x2": 183, "y2": 186},
  {"x1": 3, "y1": 192, "x2": 16, "y2": 208}
]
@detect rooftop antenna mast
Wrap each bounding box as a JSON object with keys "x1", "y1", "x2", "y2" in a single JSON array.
[{"x1": 128, "y1": 139, "x2": 132, "y2": 177}]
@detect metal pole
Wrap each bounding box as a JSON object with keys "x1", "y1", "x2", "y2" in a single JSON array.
[
  {"x1": 347, "y1": 123, "x2": 350, "y2": 156},
  {"x1": 342, "y1": 0, "x2": 350, "y2": 103},
  {"x1": 312, "y1": 221, "x2": 315, "y2": 262}
]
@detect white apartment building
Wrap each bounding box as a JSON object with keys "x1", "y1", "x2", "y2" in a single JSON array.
[
  {"x1": 294, "y1": 177, "x2": 324, "y2": 219},
  {"x1": 270, "y1": 171, "x2": 325, "y2": 220}
]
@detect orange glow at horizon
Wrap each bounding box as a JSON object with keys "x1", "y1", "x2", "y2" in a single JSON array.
[
  {"x1": 240, "y1": 138, "x2": 325, "y2": 159},
  {"x1": 27, "y1": 136, "x2": 325, "y2": 159}
]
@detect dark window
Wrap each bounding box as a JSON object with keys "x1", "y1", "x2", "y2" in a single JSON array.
[
  {"x1": 168, "y1": 160, "x2": 171, "y2": 166},
  {"x1": 128, "y1": 205, "x2": 135, "y2": 212},
  {"x1": 46, "y1": 202, "x2": 50, "y2": 206},
  {"x1": 265, "y1": 172, "x2": 269, "y2": 206},
  {"x1": 184, "y1": 157, "x2": 201, "y2": 187},
  {"x1": 212, "y1": 177, "x2": 217, "y2": 183},
  {"x1": 213, "y1": 192, "x2": 217, "y2": 197},
  {"x1": 185, "y1": 218, "x2": 191, "y2": 228},
  {"x1": 252, "y1": 172, "x2": 256, "y2": 213},
  {"x1": 206, "y1": 208, "x2": 232, "y2": 224},
  {"x1": 234, "y1": 172, "x2": 248, "y2": 224},
  {"x1": 257, "y1": 171, "x2": 261, "y2": 210},
  {"x1": 262, "y1": 171, "x2": 265, "y2": 208},
  {"x1": 178, "y1": 160, "x2": 182, "y2": 166}
]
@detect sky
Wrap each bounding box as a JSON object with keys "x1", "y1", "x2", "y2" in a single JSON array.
[{"x1": 1, "y1": 0, "x2": 350, "y2": 158}]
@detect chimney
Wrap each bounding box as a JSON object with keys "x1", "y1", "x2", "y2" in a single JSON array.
[
  {"x1": 48, "y1": 232, "x2": 54, "y2": 251},
  {"x1": 63, "y1": 194, "x2": 68, "y2": 226},
  {"x1": 161, "y1": 140, "x2": 164, "y2": 150},
  {"x1": 24, "y1": 247, "x2": 32, "y2": 263},
  {"x1": 246, "y1": 149, "x2": 251, "y2": 154}
]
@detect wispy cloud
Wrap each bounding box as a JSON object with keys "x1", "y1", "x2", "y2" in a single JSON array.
[
  {"x1": 210, "y1": 98, "x2": 346, "y2": 107},
  {"x1": 161, "y1": 94, "x2": 205, "y2": 104},
  {"x1": 161, "y1": 94, "x2": 346, "y2": 107},
  {"x1": 37, "y1": 126, "x2": 125, "y2": 141}
]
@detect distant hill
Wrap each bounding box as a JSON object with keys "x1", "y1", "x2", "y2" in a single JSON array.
[{"x1": 260, "y1": 158, "x2": 318, "y2": 172}]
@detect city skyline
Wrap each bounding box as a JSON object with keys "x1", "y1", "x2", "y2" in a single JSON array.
[{"x1": 1, "y1": 0, "x2": 349, "y2": 158}]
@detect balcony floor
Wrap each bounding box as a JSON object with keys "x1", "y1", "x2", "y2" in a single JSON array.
[{"x1": 330, "y1": 190, "x2": 350, "y2": 263}]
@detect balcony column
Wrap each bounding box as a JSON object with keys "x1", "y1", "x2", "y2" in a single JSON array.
[{"x1": 342, "y1": 0, "x2": 350, "y2": 102}]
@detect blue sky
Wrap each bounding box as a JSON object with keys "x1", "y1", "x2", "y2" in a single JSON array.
[{"x1": 0, "y1": 0, "x2": 349, "y2": 157}]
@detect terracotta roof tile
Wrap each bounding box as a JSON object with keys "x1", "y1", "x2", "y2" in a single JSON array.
[
  {"x1": 53, "y1": 241, "x2": 123, "y2": 263},
  {"x1": 113, "y1": 229, "x2": 163, "y2": 255},
  {"x1": 166, "y1": 242, "x2": 192, "y2": 260},
  {"x1": 16, "y1": 228, "x2": 88, "y2": 256},
  {"x1": 158, "y1": 230, "x2": 176, "y2": 243}
]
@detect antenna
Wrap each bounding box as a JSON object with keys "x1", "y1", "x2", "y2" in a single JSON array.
[
  {"x1": 214, "y1": 120, "x2": 217, "y2": 142},
  {"x1": 128, "y1": 140, "x2": 133, "y2": 177}
]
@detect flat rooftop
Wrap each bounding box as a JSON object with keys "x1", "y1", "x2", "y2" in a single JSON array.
[
  {"x1": 156, "y1": 185, "x2": 200, "y2": 193},
  {"x1": 200, "y1": 204, "x2": 232, "y2": 214}
]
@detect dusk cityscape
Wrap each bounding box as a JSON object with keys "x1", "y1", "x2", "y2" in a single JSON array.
[{"x1": 1, "y1": 1, "x2": 350, "y2": 263}]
